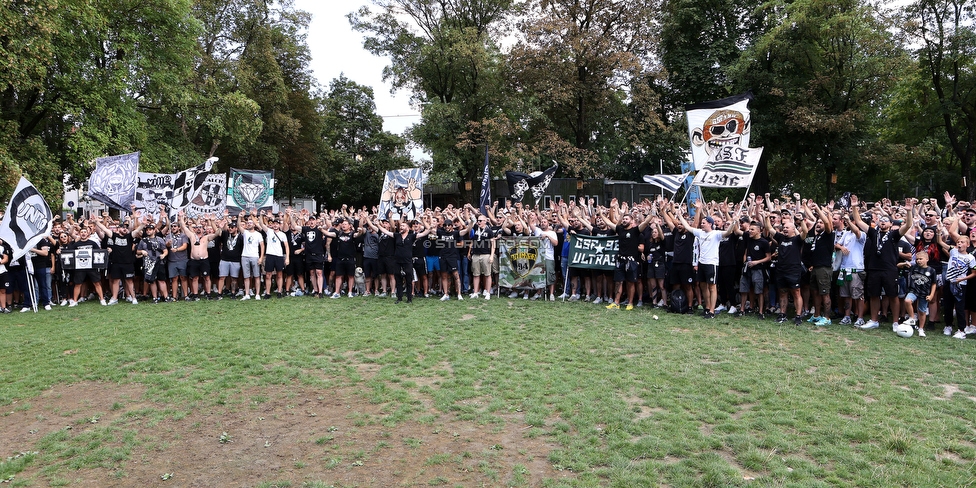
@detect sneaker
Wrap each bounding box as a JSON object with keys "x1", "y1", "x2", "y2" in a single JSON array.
[
  {"x1": 794, "y1": 316, "x2": 802, "y2": 326},
  {"x1": 860, "y1": 320, "x2": 880, "y2": 330},
  {"x1": 531, "y1": 293, "x2": 541, "y2": 301},
  {"x1": 20, "y1": 307, "x2": 30, "y2": 313},
  {"x1": 549, "y1": 294, "x2": 555, "y2": 302},
  {"x1": 965, "y1": 325, "x2": 976, "y2": 335},
  {"x1": 44, "y1": 305, "x2": 52, "y2": 311},
  {"x1": 944, "y1": 326, "x2": 953, "y2": 336},
  {"x1": 241, "y1": 295, "x2": 251, "y2": 301},
  {"x1": 236, "y1": 290, "x2": 244, "y2": 297},
  {"x1": 557, "y1": 293, "x2": 569, "y2": 299},
  {"x1": 839, "y1": 316, "x2": 852, "y2": 325},
  {"x1": 606, "y1": 303, "x2": 620, "y2": 310},
  {"x1": 131, "y1": 297, "x2": 139, "y2": 305},
  {"x1": 854, "y1": 318, "x2": 865, "y2": 327},
  {"x1": 470, "y1": 292, "x2": 480, "y2": 299},
  {"x1": 483, "y1": 290, "x2": 490, "y2": 299},
  {"x1": 440, "y1": 294, "x2": 450, "y2": 301},
  {"x1": 457, "y1": 295, "x2": 463, "y2": 301},
  {"x1": 331, "y1": 292, "x2": 340, "y2": 299},
  {"x1": 509, "y1": 291, "x2": 519, "y2": 298},
  {"x1": 892, "y1": 321, "x2": 900, "y2": 332},
  {"x1": 348, "y1": 291, "x2": 355, "y2": 298},
  {"x1": 904, "y1": 317, "x2": 917, "y2": 327},
  {"x1": 569, "y1": 294, "x2": 580, "y2": 302},
  {"x1": 815, "y1": 317, "x2": 832, "y2": 326},
  {"x1": 165, "y1": 297, "x2": 175, "y2": 302},
  {"x1": 255, "y1": 294, "x2": 261, "y2": 300},
  {"x1": 377, "y1": 292, "x2": 387, "y2": 298},
  {"x1": 918, "y1": 328, "x2": 926, "y2": 337},
  {"x1": 523, "y1": 293, "x2": 529, "y2": 300},
  {"x1": 68, "y1": 300, "x2": 78, "y2": 307},
  {"x1": 757, "y1": 313, "x2": 766, "y2": 320},
  {"x1": 715, "y1": 304, "x2": 727, "y2": 312},
  {"x1": 100, "y1": 299, "x2": 108, "y2": 306},
  {"x1": 953, "y1": 330, "x2": 967, "y2": 339},
  {"x1": 625, "y1": 304, "x2": 634, "y2": 311},
  {"x1": 728, "y1": 306, "x2": 737, "y2": 315},
  {"x1": 107, "y1": 298, "x2": 118, "y2": 306},
  {"x1": 59, "y1": 299, "x2": 68, "y2": 306},
  {"x1": 593, "y1": 296, "x2": 603, "y2": 305},
  {"x1": 807, "y1": 315, "x2": 819, "y2": 323},
  {"x1": 703, "y1": 311, "x2": 714, "y2": 319},
  {"x1": 776, "y1": 314, "x2": 787, "y2": 324}
]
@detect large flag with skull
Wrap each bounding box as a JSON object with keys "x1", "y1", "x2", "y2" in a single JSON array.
[
  {"x1": 227, "y1": 168, "x2": 275, "y2": 216},
  {"x1": 686, "y1": 92, "x2": 762, "y2": 189},
  {"x1": 134, "y1": 172, "x2": 174, "y2": 218},
  {"x1": 88, "y1": 152, "x2": 139, "y2": 211},
  {"x1": 170, "y1": 157, "x2": 217, "y2": 217},
  {"x1": 378, "y1": 168, "x2": 424, "y2": 221}
]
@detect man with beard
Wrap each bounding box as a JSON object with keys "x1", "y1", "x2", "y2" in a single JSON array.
[
  {"x1": 804, "y1": 202, "x2": 835, "y2": 326},
  {"x1": 325, "y1": 216, "x2": 366, "y2": 298},
  {"x1": 851, "y1": 196, "x2": 915, "y2": 331},
  {"x1": 764, "y1": 208, "x2": 809, "y2": 325},
  {"x1": 93, "y1": 213, "x2": 143, "y2": 305},
  {"x1": 65, "y1": 226, "x2": 108, "y2": 307},
  {"x1": 136, "y1": 222, "x2": 170, "y2": 302}
]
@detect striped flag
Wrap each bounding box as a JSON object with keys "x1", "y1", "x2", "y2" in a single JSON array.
[{"x1": 642, "y1": 173, "x2": 690, "y2": 194}]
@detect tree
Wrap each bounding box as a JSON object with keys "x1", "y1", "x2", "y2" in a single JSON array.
[
  {"x1": 350, "y1": 0, "x2": 514, "y2": 200},
  {"x1": 731, "y1": 0, "x2": 910, "y2": 200},
  {"x1": 298, "y1": 76, "x2": 411, "y2": 208},
  {"x1": 901, "y1": 0, "x2": 976, "y2": 200}
]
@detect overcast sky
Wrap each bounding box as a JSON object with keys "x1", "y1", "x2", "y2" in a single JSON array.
[{"x1": 295, "y1": 1, "x2": 418, "y2": 137}]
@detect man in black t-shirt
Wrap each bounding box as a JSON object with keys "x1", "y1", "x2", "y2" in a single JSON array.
[
  {"x1": 851, "y1": 196, "x2": 914, "y2": 330},
  {"x1": 805, "y1": 203, "x2": 835, "y2": 325},
  {"x1": 601, "y1": 201, "x2": 653, "y2": 311},
  {"x1": 94, "y1": 215, "x2": 143, "y2": 305},
  {"x1": 764, "y1": 210, "x2": 809, "y2": 325}
]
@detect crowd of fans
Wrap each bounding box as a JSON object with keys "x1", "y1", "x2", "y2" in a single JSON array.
[{"x1": 3, "y1": 191, "x2": 974, "y2": 338}]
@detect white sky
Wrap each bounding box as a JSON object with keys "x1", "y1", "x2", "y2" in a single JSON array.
[{"x1": 296, "y1": 1, "x2": 418, "y2": 137}]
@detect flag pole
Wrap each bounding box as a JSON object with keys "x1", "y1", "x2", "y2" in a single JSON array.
[{"x1": 26, "y1": 261, "x2": 38, "y2": 313}]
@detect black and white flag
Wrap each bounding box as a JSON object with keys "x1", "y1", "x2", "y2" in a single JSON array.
[
  {"x1": 0, "y1": 177, "x2": 54, "y2": 261},
  {"x1": 88, "y1": 152, "x2": 139, "y2": 211},
  {"x1": 506, "y1": 163, "x2": 558, "y2": 203},
  {"x1": 170, "y1": 157, "x2": 217, "y2": 216},
  {"x1": 642, "y1": 173, "x2": 691, "y2": 195}
]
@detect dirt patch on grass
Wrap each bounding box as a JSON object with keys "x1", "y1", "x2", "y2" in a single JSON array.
[{"x1": 0, "y1": 382, "x2": 574, "y2": 487}]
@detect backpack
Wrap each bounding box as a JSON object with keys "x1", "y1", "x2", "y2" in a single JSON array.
[{"x1": 669, "y1": 288, "x2": 689, "y2": 314}]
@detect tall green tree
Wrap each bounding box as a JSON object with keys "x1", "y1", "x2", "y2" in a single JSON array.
[
  {"x1": 350, "y1": 0, "x2": 514, "y2": 200},
  {"x1": 901, "y1": 0, "x2": 976, "y2": 200},
  {"x1": 731, "y1": 0, "x2": 910, "y2": 199}
]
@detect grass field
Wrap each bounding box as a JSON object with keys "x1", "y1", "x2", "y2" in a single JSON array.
[{"x1": 2, "y1": 296, "x2": 976, "y2": 487}]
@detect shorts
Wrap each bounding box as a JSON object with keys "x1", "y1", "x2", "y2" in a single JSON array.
[
  {"x1": 167, "y1": 260, "x2": 188, "y2": 278},
  {"x1": 670, "y1": 263, "x2": 696, "y2": 286},
  {"x1": 697, "y1": 263, "x2": 717, "y2": 285},
  {"x1": 286, "y1": 255, "x2": 305, "y2": 277},
  {"x1": 73, "y1": 269, "x2": 101, "y2": 284},
  {"x1": 776, "y1": 266, "x2": 803, "y2": 290},
  {"x1": 219, "y1": 260, "x2": 241, "y2": 278},
  {"x1": 545, "y1": 258, "x2": 556, "y2": 286},
  {"x1": 241, "y1": 256, "x2": 261, "y2": 278},
  {"x1": 306, "y1": 254, "x2": 326, "y2": 271},
  {"x1": 426, "y1": 256, "x2": 441, "y2": 272},
  {"x1": 905, "y1": 293, "x2": 929, "y2": 314},
  {"x1": 471, "y1": 254, "x2": 492, "y2": 276},
  {"x1": 264, "y1": 254, "x2": 285, "y2": 273},
  {"x1": 648, "y1": 261, "x2": 666, "y2": 280},
  {"x1": 739, "y1": 268, "x2": 766, "y2": 294},
  {"x1": 865, "y1": 268, "x2": 897, "y2": 298},
  {"x1": 0, "y1": 272, "x2": 10, "y2": 291},
  {"x1": 837, "y1": 270, "x2": 865, "y2": 299},
  {"x1": 109, "y1": 262, "x2": 135, "y2": 280},
  {"x1": 335, "y1": 257, "x2": 356, "y2": 277},
  {"x1": 613, "y1": 259, "x2": 639, "y2": 283},
  {"x1": 412, "y1": 257, "x2": 427, "y2": 277},
  {"x1": 379, "y1": 256, "x2": 397, "y2": 275},
  {"x1": 187, "y1": 258, "x2": 211, "y2": 278},
  {"x1": 441, "y1": 257, "x2": 459, "y2": 273},
  {"x1": 810, "y1": 267, "x2": 832, "y2": 295},
  {"x1": 363, "y1": 257, "x2": 379, "y2": 278}
]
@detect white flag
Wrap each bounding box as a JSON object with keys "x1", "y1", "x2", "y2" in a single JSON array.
[{"x1": 0, "y1": 177, "x2": 54, "y2": 260}]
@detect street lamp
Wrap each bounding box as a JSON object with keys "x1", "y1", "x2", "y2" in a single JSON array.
[{"x1": 884, "y1": 180, "x2": 891, "y2": 200}]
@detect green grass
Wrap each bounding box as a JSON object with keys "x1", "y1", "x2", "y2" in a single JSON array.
[{"x1": 3, "y1": 297, "x2": 976, "y2": 486}]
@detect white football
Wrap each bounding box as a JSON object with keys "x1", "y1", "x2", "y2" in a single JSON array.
[{"x1": 895, "y1": 323, "x2": 914, "y2": 338}]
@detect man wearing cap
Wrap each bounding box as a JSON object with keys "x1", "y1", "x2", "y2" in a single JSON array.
[
  {"x1": 93, "y1": 213, "x2": 143, "y2": 305},
  {"x1": 254, "y1": 213, "x2": 290, "y2": 298},
  {"x1": 136, "y1": 220, "x2": 169, "y2": 302}
]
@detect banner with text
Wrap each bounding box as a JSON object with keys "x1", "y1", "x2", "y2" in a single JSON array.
[{"x1": 567, "y1": 234, "x2": 619, "y2": 270}]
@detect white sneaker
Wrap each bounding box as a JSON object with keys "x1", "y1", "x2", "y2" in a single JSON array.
[
  {"x1": 330, "y1": 292, "x2": 340, "y2": 299},
  {"x1": 854, "y1": 318, "x2": 865, "y2": 327},
  {"x1": 593, "y1": 296, "x2": 603, "y2": 305},
  {"x1": 107, "y1": 298, "x2": 118, "y2": 305},
  {"x1": 483, "y1": 290, "x2": 490, "y2": 299},
  {"x1": 348, "y1": 291, "x2": 355, "y2": 298},
  {"x1": 59, "y1": 299, "x2": 68, "y2": 307},
  {"x1": 715, "y1": 305, "x2": 727, "y2": 312},
  {"x1": 470, "y1": 292, "x2": 479, "y2": 299},
  {"x1": 100, "y1": 299, "x2": 108, "y2": 306},
  {"x1": 44, "y1": 304, "x2": 51, "y2": 311},
  {"x1": 508, "y1": 291, "x2": 519, "y2": 298},
  {"x1": 20, "y1": 307, "x2": 30, "y2": 313},
  {"x1": 965, "y1": 325, "x2": 976, "y2": 335},
  {"x1": 68, "y1": 300, "x2": 78, "y2": 307},
  {"x1": 236, "y1": 290, "x2": 244, "y2": 297},
  {"x1": 255, "y1": 294, "x2": 261, "y2": 300},
  {"x1": 860, "y1": 320, "x2": 879, "y2": 330},
  {"x1": 903, "y1": 317, "x2": 917, "y2": 327},
  {"x1": 953, "y1": 330, "x2": 967, "y2": 339},
  {"x1": 523, "y1": 293, "x2": 529, "y2": 300},
  {"x1": 569, "y1": 294, "x2": 580, "y2": 302},
  {"x1": 130, "y1": 297, "x2": 138, "y2": 305},
  {"x1": 440, "y1": 294, "x2": 450, "y2": 301},
  {"x1": 728, "y1": 306, "x2": 738, "y2": 315},
  {"x1": 918, "y1": 328, "x2": 926, "y2": 337},
  {"x1": 531, "y1": 293, "x2": 541, "y2": 300},
  {"x1": 557, "y1": 293, "x2": 568, "y2": 299},
  {"x1": 549, "y1": 294, "x2": 555, "y2": 301},
  {"x1": 241, "y1": 295, "x2": 251, "y2": 301},
  {"x1": 945, "y1": 326, "x2": 953, "y2": 336},
  {"x1": 892, "y1": 321, "x2": 900, "y2": 332},
  {"x1": 457, "y1": 295, "x2": 463, "y2": 301}
]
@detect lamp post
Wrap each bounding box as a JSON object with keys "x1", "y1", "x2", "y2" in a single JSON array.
[{"x1": 884, "y1": 180, "x2": 891, "y2": 200}]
